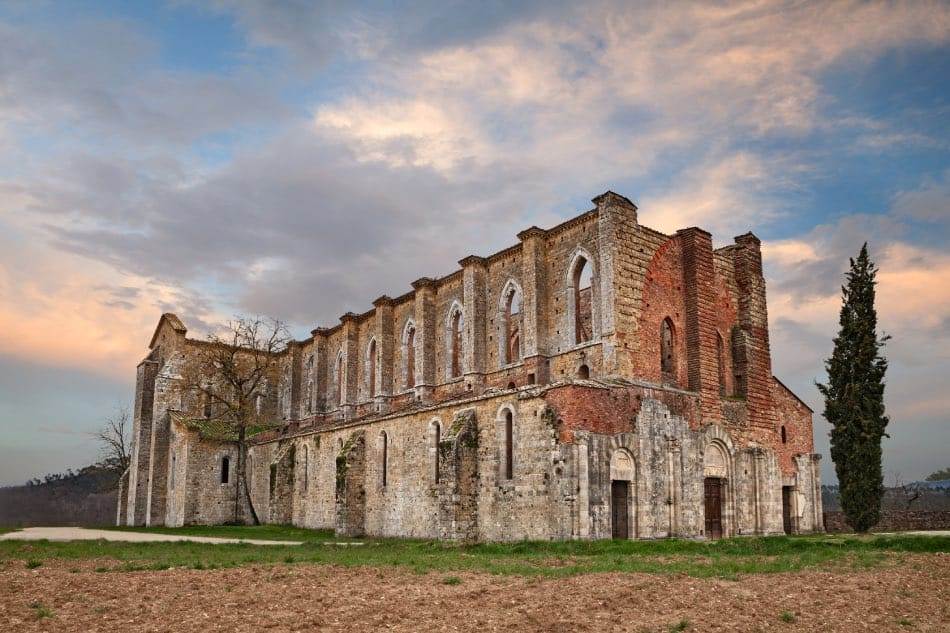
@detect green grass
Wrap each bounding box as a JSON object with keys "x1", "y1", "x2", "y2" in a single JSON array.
[
  {"x1": 668, "y1": 619, "x2": 690, "y2": 632},
  {"x1": 30, "y1": 602, "x2": 54, "y2": 619},
  {"x1": 0, "y1": 527, "x2": 18, "y2": 535},
  {"x1": 106, "y1": 524, "x2": 332, "y2": 542},
  {"x1": 779, "y1": 611, "x2": 796, "y2": 623},
  {"x1": 3, "y1": 528, "x2": 948, "y2": 579}
]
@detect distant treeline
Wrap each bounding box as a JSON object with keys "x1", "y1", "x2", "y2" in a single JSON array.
[
  {"x1": 822, "y1": 481, "x2": 950, "y2": 513},
  {"x1": 0, "y1": 463, "x2": 119, "y2": 527}
]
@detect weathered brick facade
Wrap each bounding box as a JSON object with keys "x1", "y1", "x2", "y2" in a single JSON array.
[{"x1": 121, "y1": 191, "x2": 823, "y2": 540}]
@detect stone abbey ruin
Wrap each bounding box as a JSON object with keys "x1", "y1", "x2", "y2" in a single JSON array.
[{"x1": 119, "y1": 191, "x2": 823, "y2": 541}]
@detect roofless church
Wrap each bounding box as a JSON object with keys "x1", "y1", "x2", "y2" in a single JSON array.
[{"x1": 119, "y1": 191, "x2": 823, "y2": 541}]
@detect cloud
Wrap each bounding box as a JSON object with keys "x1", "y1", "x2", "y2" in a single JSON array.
[
  {"x1": 766, "y1": 174, "x2": 950, "y2": 482},
  {"x1": 0, "y1": 17, "x2": 284, "y2": 151},
  {"x1": 1, "y1": 1, "x2": 948, "y2": 483}
]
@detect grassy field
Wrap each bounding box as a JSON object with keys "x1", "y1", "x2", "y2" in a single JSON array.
[{"x1": 2, "y1": 526, "x2": 948, "y2": 578}]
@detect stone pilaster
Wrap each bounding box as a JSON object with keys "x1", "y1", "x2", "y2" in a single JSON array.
[
  {"x1": 310, "y1": 328, "x2": 330, "y2": 413},
  {"x1": 459, "y1": 256, "x2": 488, "y2": 392},
  {"x1": 732, "y1": 233, "x2": 773, "y2": 430},
  {"x1": 287, "y1": 341, "x2": 303, "y2": 420},
  {"x1": 340, "y1": 313, "x2": 360, "y2": 418},
  {"x1": 518, "y1": 226, "x2": 549, "y2": 384},
  {"x1": 127, "y1": 358, "x2": 159, "y2": 526},
  {"x1": 372, "y1": 296, "x2": 395, "y2": 412},
  {"x1": 594, "y1": 191, "x2": 638, "y2": 377},
  {"x1": 411, "y1": 278, "x2": 437, "y2": 402},
  {"x1": 677, "y1": 227, "x2": 722, "y2": 423}
]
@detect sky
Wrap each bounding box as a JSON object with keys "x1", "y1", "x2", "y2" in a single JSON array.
[{"x1": 0, "y1": 0, "x2": 948, "y2": 487}]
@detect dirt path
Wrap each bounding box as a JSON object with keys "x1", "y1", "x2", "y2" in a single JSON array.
[
  {"x1": 0, "y1": 527, "x2": 302, "y2": 546},
  {"x1": 1, "y1": 554, "x2": 947, "y2": 632}
]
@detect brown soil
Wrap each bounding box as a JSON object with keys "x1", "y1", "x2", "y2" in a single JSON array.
[{"x1": 1, "y1": 554, "x2": 948, "y2": 632}]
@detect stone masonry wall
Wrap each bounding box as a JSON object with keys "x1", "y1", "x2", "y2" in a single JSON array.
[
  {"x1": 126, "y1": 191, "x2": 821, "y2": 539},
  {"x1": 823, "y1": 510, "x2": 950, "y2": 533}
]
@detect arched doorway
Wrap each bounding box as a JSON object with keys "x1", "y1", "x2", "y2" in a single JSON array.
[
  {"x1": 609, "y1": 449, "x2": 636, "y2": 539},
  {"x1": 703, "y1": 442, "x2": 730, "y2": 539}
]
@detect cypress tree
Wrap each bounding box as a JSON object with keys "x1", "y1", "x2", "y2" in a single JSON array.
[{"x1": 817, "y1": 243, "x2": 889, "y2": 532}]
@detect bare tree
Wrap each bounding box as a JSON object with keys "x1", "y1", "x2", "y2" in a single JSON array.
[
  {"x1": 180, "y1": 316, "x2": 289, "y2": 524},
  {"x1": 93, "y1": 407, "x2": 131, "y2": 480}
]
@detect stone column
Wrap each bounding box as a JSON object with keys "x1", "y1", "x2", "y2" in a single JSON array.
[
  {"x1": 372, "y1": 295, "x2": 395, "y2": 413},
  {"x1": 459, "y1": 256, "x2": 488, "y2": 393},
  {"x1": 518, "y1": 226, "x2": 549, "y2": 384},
  {"x1": 411, "y1": 278, "x2": 437, "y2": 402}
]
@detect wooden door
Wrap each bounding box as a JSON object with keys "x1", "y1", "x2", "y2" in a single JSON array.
[
  {"x1": 782, "y1": 486, "x2": 793, "y2": 535},
  {"x1": 704, "y1": 478, "x2": 722, "y2": 539},
  {"x1": 611, "y1": 480, "x2": 629, "y2": 539}
]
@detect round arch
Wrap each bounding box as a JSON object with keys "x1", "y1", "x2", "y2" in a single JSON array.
[{"x1": 701, "y1": 426, "x2": 737, "y2": 538}]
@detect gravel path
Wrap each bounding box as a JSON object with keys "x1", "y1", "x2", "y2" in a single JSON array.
[{"x1": 0, "y1": 527, "x2": 301, "y2": 546}]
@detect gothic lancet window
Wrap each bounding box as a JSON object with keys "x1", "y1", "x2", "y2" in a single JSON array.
[
  {"x1": 449, "y1": 308, "x2": 463, "y2": 379},
  {"x1": 572, "y1": 255, "x2": 593, "y2": 344},
  {"x1": 503, "y1": 409, "x2": 514, "y2": 480},
  {"x1": 368, "y1": 339, "x2": 377, "y2": 398},
  {"x1": 433, "y1": 421, "x2": 441, "y2": 483},
  {"x1": 220, "y1": 456, "x2": 229, "y2": 484},
  {"x1": 336, "y1": 353, "x2": 345, "y2": 407},
  {"x1": 405, "y1": 324, "x2": 416, "y2": 389},
  {"x1": 380, "y1": 431, "x2": 388, "y2": 487},
  {"x1": 504, "y1": 285, "x2": 522, "y2": 365},
  {"x1": 661, "y1": 317, "x2": 676, "y2": 380},
  {"x1": 717, "y1": 332, "x2": 727, "y2": 396},
  {"x1": 306, "y1": 355, "x2": 314, "y2": 413}
]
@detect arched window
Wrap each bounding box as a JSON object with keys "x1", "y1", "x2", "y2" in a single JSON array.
[
  {"x1": 433, "y1": 421, "x2": 441, "y2": 484},
  {"x1": 202, "y1": 391, "x2": 212, "y2": 419},
  {"x1": 661, "y1": 318, "x2": 676, "y2": 379},
  {"x1": 449, "y1": 307, "x2": 463, "y2": 379},
  {"x1": 577, "y1": 364, "x2": 590, "y2": 379},
  {"x1": 255, "y1": 392, "x2": 264, "y2": 415},
  {"x1": 306, "y1": 355, "x2": 314, "y2": 413},
  {"x1": 503, "y1": 285, "x2": 522, "y2": 364},
  {"x1": 220, "y1": 456, "x2": 230, "y2": 484},
  {"x1": 380, "y1": 431, "x2": 388, "y2": 487},
  {"x1": 503, "y1": 409, "x2": 514, "y2": 480},
  {"x1": 405, "y1": 323, "x2": 416, "y2": 389},
  {"x1": 368, "y1": 339, "x2": 377, "y2": 398},
  {"x1": 336, "y1": 352, "x2": 345, "y2": 407},
  {"x1": 716, "y1": 332, "x2": 727, "y2": 396},
  {"x1": 301, "y1": 445, "x2": 309, "y2": 491},
  {"x1": 572, "y1": 255, "x2": 593, "y2": 344},
  {"x1": 781, "y1": 426, "x2": 787, "y2": 444}
]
